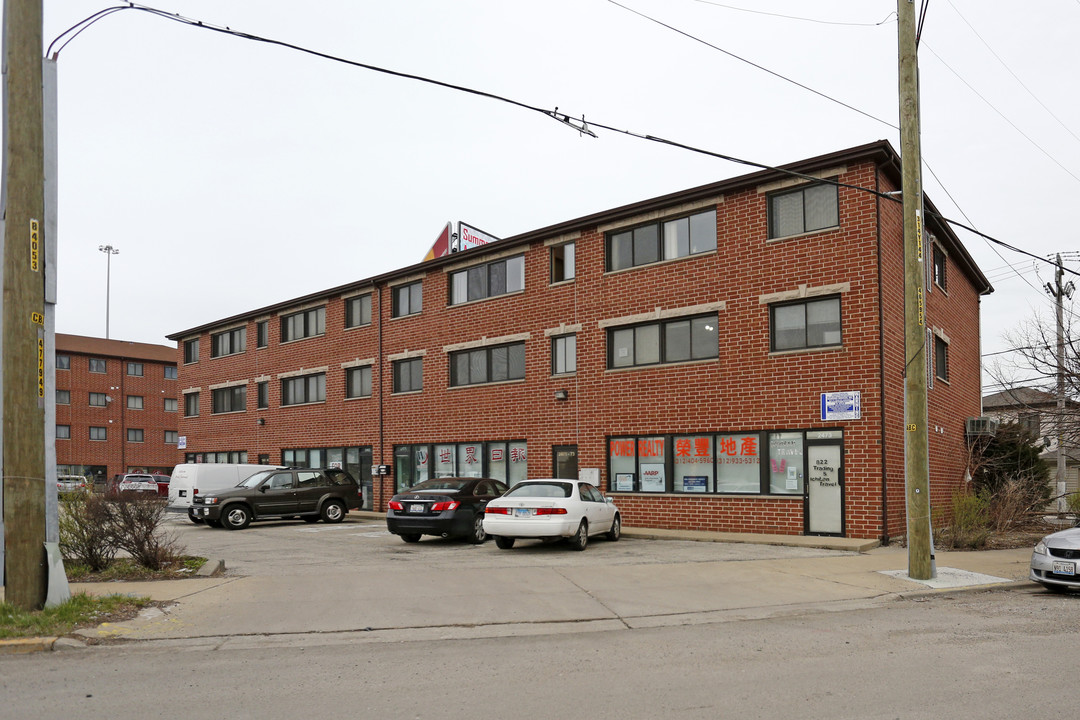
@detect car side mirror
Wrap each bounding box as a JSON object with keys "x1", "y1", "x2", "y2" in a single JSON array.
[
  {"x1": 258, "y1": 485, "x2": 268, "y2": 493},
  {"x1": 606, "y1": 497, "x2": 614, "y2": 504}
]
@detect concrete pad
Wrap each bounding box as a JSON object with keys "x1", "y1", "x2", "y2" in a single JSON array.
[{"x1": 879, "y1": 567, "x2": 1013, "y2": 589}]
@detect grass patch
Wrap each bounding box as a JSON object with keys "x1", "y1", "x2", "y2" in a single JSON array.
[
  {"x1": 66, "y1": 555, "x2": 207, "y2": 583},
  {"x1": 0, "y1": 593, "x2": 152, "y2": 639}
]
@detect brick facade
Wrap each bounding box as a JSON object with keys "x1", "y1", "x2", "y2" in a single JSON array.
[{"x1": 168, "y1": 141, "x2": 991, "y2": 541}]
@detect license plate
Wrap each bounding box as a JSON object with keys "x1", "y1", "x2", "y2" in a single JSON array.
[
  {"x1": 1053, "y1": 561, "x2": 1075, "y2": 576},
  {"x1": 514, "y1": 508, "x2": 531, "y2": 518},
  {"x1": 179, "y1": 490, "x2": 187, "y2": 497},
  {"x1": 408, "y1": 504, "x2": 426, "y2": 514}
]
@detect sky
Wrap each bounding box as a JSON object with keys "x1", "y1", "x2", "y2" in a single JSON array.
[{"x1": 13, "y1": 0, "x2": 1080, "y2": 393}]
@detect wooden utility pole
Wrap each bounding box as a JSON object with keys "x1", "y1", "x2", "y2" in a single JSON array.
[
  {"x1": 898, "y1": 0, "x2": 933, "y2": 580},
  {"x1": 2, "y1": 0, "x2": 48, "y2": 610}
]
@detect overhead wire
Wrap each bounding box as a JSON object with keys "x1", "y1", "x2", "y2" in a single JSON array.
[{"x1": 691, "y1": 0, "x2": 897, "y2": 27}]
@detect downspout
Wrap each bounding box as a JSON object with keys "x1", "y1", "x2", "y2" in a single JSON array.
[
  {"x1": 876, "y1": 166, "x2": 890, "y2": 545},
  {"x1": 377, "y1": 284, "x2": 385, "y2": 505}
]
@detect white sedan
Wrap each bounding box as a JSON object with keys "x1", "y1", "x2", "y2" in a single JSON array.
[{"x1": 483, "y1": 479, "x2": 621, "y2": 551}]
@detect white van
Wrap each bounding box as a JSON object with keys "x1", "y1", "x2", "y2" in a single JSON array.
[{"x1": 168, "y1": 464, "x2": 283, "y2": 523}]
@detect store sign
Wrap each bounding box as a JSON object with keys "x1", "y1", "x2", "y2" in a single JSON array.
[{"x1": 820, "y1": 391, "x2": 861, "y2": 421}]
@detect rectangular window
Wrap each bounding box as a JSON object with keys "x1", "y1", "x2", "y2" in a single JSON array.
[
  {"x1": 768, "y1": 432, "x2": 804, "y2": 494},
  {"x1": 281, "y1": 307, "x2": 326, "y2": 342},
  {"x1": 211, "y1": 327, "x2": 246, "y2": 357},
  {"x1": 770, "y1": 297, "x2": 841, "y2": 352},
  {"x1": 56, "y1": 354, "x2": 70, "y2": 370},
  {"x1": 715, "y1": 433, "x2": 761, "y2": 493},
  {"x1": 164, "y1": 397, "x2": 177, "y2": 412},
  {"x1": 551, "y1": 243, "x2": 575, "y2": 283},
  {"x1": 127, "y1": 395, "x2": 143, "y2": 410},
  {"x1": 281, "y1": 373, "x2": 325, "y2": 406},
  {"x1": 449, "y1": 256, "x2": 525, "y2": 305},
  {"x1": 345, "y1": 294, "x2": 372, "y2": 328},
  {"x1": 56, "y1": 389, "x2": 70, "y2": 405},
  {"x1": 165, "y1": 430, "x2": 179, "y2": 445},
  {"x1": 256, "y1": 320, "x2": 268, "y2": 348},
  {"x1": 90, "y1": 426, "x2": 107, "y2": 441},
  {"x1": 393, "y1": 358, "x2": 423, "y2": 393},
  {"x1": 346, "y1": 366, "x2": 372, "y2": 398},
  {"x1": 392, "y1": 281, "x2": 423, "y2": 318},
  {"x1": 768, "y1": 182, "x2": 839, "y2": 238},
  {"x1": 607, "y1": 209, "x2": 716, "y2": 271},
  {"x1": 552, "y1": 334, "x2": 576, "y2": 375},
  {"x1": 127, "y1": 428, "x2": 144, "y2": 443},
  {"x1": 89, "y1": 392, "x2": 107, "y2": 407},
  {"x1": 126, "y1": 362, "x2": 144, "y2": 377},
  {"x1": 450, "y1": 342, "x2": 525, "y2": 387},
  {"x1": 257, "y1": 381, "x2": 269, "y2": 409},
  {"x1": 934, "y1": 335, "x2": 949, "y2": 382},
  {"x1": 183, "y1": 339, "x2": 199, "y2": 364},
  {"x1": 608, "y1": 313, "x2": 718, "y2": 368},
  {"x1": 56, "y1": 424, "x2": 71, "y2": 440},
  {"x1": 933, "y1": 245, "x2": 948, "y2": 290},
  {"x1": 212, "y1": 385, "x2": 246, "y2": 413},
  {"x1": 89, "y1": 358, "x2": 106, "y2": 373},
  {"x1": 165, "y1": 366, "x2": 178, "y2": 380},
  {"x1": 674, "y1": 435, "x2": 714, "y2": 493},
  {"x1": 184, "y1": 392, "x2": 200, "y2": 417}
]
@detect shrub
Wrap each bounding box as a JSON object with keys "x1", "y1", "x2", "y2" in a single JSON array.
[
  {"x1": 1067, "y1": 492, "x2": 1080, "y2": 518},
  {"x1": 943, "y1": 489, "x2": 990, "y2": 549},
  {"x1": 58, "y1": 493, "x2": 118, "y2": 572},
  {"x1": 110, "y1": 494, "x2": 180, "y2": 571}
]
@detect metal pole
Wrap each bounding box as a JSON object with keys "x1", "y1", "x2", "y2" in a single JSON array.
[{"x1": 99, "y1": 244, "x2": 118, "y2": 339}]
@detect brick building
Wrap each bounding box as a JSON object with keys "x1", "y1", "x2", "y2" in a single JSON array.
[
  {"x1": 167, "y1": 141, "x2": 991, "y2": 540},
  {"x1": 54, "y1": 334, "x2": 180, "y2": 484}
]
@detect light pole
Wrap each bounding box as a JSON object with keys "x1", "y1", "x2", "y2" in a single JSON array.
[{"x1": 98, "y1": 244, "x2": 119, "y2": 339}]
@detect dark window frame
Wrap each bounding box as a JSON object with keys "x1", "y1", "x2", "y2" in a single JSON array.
[
  {"x1": 346, "y1": 365, "x2": 372, "y2": 398},
  {"x1": 551, "y1": 242, "x2": 575, "y2": 283},
  {"x1": 184, "y1": 392, "x2": 200, "y2": 417},
  {"x1": 932, "y1": 244, "x2": 948, "y2": 291},
  {"x1": 211, "y1": 385, "x2": 247, "y2": 414},
  {"x1": 56, "y1": 424, "x2": 71, "y2": 440},
  {"x1": 89, "y1": 392, "x2": 107, "y2": 407},
  {"x1": 392, "y1": 358, "x2": 423, "y2": 393},
  {"x1": 211, "y1": 327, "x2": 246, "y2": 358},
  {"x1": 89, "y1": 358, "x2": 106, "y2": 373},
  {"x1": 551, "y1": 334, "x2": 577, "y2": 375},
  {"x1": 281, "y1": 307, "x2": 326, "y2": 343},
  {"x1": 934, "y1": 335, "x2": 949, "y2": 382},
  {"x1": 449, "y1": 342, "x2": 526, "y2": 387},
  {"x1": 127, "y1": 428, "x2": 145, "y2": 443},
  {"x1": 183, "y1": 339, "x2": 199, "y2": 364},
  {"x1": 256, "y1": 320, "x2": 269, "y2": 348},
  {"x1": 449, "y1": 255, "x2": 525, "y2": 305},
  {"x1": 281, "y1": 373, "x2": 326, "y2": 406},
  {"x1": 607, "y1": 313, "x2": 719, "y2": 369},
  {"x1": 164, "y1": 397, "x2": 178, "y2": 412},
  {"x1": 345, "y1": 294, "x2": 372, "y2": 328},
  {"x1": 165, "y1": 430, "x2": 179, "y2": 445},
  {"x1": 89, "y1": 426, "x2": 107, "y2": 441},
  {"x1": 769, "y1": 296, "x2": 843, "y2": 352},
  {"x1": 56, "y1": 389, "x2": 70, "y2": 405},
  {"x1": 606, "y1": 208, "x2": 717, "y2": 272},
  {"x1": 767, "y1": 181, "x2": 840, "y2": 239},
  {"x1": 127, "y1": 395, "x2": 144, "y2": 410},
  {"x1": 126, "y1": 362, "x2": 144, "y2": 377},
  {"x1": 165, "y1": 366, "x2": 178, "y2": 380},
  {"x1": 257, "y1": 381, "x2": 269, "y2": 409},
  {"x1": 56, "y1": 354, "x2": 70, "y2": 370},
  {"x1": 392, "y1": 282, "x2": 423, "y2": 318}
]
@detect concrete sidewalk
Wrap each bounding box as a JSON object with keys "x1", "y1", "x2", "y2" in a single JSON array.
[{"x1": 1, "y1": 526, "x2": 1038, "y2": 653}]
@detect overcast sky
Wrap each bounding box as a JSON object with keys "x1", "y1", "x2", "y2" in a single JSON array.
[{"x1": 19, "y1": 1, "x2": 1080, "y2": 392}]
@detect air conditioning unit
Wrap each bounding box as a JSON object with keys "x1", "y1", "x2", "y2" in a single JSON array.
[{"x1": 965, "y1": 417, "x2": 999, "y2": 437}]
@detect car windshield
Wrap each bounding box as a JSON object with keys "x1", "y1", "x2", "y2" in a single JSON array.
[
  {"x1": 238, "y1": 470, "x2": 276, "y2": 488},
  {"x1": 504, "y1": 482, "x2": 573, "y2": 499},
  {"x1": 409, "y1": 479, "x2": 470, "y2": 492}
]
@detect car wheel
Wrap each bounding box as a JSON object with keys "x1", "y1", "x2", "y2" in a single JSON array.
[
  {"x1": 400, "y1": 534, "x2": 421, "y2": 543},
  {"x1": 606, "y1": 514, "x2": 621, "y2": 542},
  {"x1": 569, "y1": 520, "x2": 588, "y2": 551},
  {"x1": 321, "y1": 500, "x2": 346, "y2": 523},
  {"x1": 187, "y1": 509, "x2": 204, "y2": 525},
  {"x1": 302, "y1": 516, "x2": 320, "y2": 523},
  {"x1": 206, "y1": 519, "x2": 222, "y2": 528},
  {"x1": 494, "y1": 535, "x2": 515, "y2": 550},
  {"x1": 469, "y1": 513, "x2": 488, "y2": 544},
  {"x1": 222, "y1": 505, "x2": 251, "y2": 530}
]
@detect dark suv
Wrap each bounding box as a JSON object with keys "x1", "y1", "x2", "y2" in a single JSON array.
[{"x1": 191, "y1": 467, "x2": 362, "y2": 530}]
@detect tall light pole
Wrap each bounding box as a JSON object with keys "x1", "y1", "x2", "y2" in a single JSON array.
[{"x1": 98, "y1": 244, "x2": 119, "y2": 339}]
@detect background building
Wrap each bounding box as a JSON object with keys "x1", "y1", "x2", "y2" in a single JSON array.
[
  {"x1": 54, "y1": 334, "x2": 179, "y2": 484},
  {"x1": 168, "y1": 141, "x2": 991, "y2": 540}
]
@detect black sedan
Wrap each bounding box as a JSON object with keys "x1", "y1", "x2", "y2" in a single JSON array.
[{"x1": 387, "y1": 477, "x2": 508, "y2": 544}]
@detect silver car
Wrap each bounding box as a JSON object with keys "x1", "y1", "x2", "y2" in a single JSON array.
[
  {"x1": 1030, "y1": 527, "x2": 1080, "y2": 592},
  {"x1": 56, "y1": 474, "x2": 90, "y2": 494}
]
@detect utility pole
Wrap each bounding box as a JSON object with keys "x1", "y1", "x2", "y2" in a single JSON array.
[
  {"x1": 898, "y1": 0, "x2": 933, "y2": 580},
  {"x1": 2, "y1": 0, "x2": 48, "y2": 609},
  {"x1": 99, "y1": 244, "x2": 119, "y2": 339},
  {"x1": 1045, "y1": 254, "x2": 1075, "y2": 514}
]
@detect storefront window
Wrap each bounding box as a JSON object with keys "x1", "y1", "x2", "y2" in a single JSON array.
[
  {"x1": 674, "y1": 435, "x2": 713, "y2": 492},
  {"x1": 768, "y1": 431, "x2": 804, "y2": 494},
  {"x1": 458, "y1": 443, "x2": 483, "y2": 477},
  {"x1": 609, "y1": 438, "x2": 636, "y2": 491},
  {"x1": 638, "y1": 436, "x2": 666, "y2": 492},
  {"x1": 716, "y1": 433, "x2": 761, "y2": 493},
  {"x1": 434, "y1": 444, "x2": 455, "y2": 477},
  {"x1": 507, "y1": 442, "x2": 529, "y2": 486}
]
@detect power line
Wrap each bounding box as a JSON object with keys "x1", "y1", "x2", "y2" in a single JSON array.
[{"x1": 692, "y1": 0, "x2": 897, "y2": 27}]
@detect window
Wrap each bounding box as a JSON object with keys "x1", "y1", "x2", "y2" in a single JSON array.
[
  {"x1": 211, "y1": 327, "x2": 246, "y2": 357},
  {"x1": 346, "y1": 366, "x2": 372, "y2": 398},
  {"x1": 934, "y1": 335, "x2": 949, "y2": 382},
  {"x1": 281, "y1": 373, "x2": 325, "y2": 406},
  {"x1": 608, "y1": 314, "x2": 718, "y2": 368},
  {"x1": 184, "y1": 392, "x2": 200, "y2": 417},
  {"x1": 449, "y1": 256, "x2": 525, "y2": 305},
  {"x1": 165, "y1": 430, "x2": 179, "y2": 445},
  {"x1": 768, "y1": 182, "x2": 839, "y2": 238},
  {"x1": 770, "y1": 297, "x2": 841, "y2": 352},
  {"x1": 56, "y1": 389, "x2": 70, "y2": 405},
  {"x1": 56, "y1": 425, "x2": 71, "y2": 440},
  {"x1": 768, "y1": 432, "x2": 804, "y2": 494},
  {"x1": 392, "y1": 282, "x2": 422, "y2": 317},
  {"x1": 212, "y1": 385, "x2": 247, "y2": 413},
  {"x1": 933, "y1": 245, "x2": 948, "y2": 291},
  {"x1": 551, "y1": 243, "x2": 575, "y2": 283},
  {"x1": 345, "y1": 295, "x2": 372, "y2": 328},
  {"x1": 165, "y1": 366, "x2": 178, "y2": 380},
  {"x1": 127, "y1": 395, "x2": 144, "y2": 410},
  {"x1": 89, "y1": 392, "x2": 107, "y2": 407},
  {"x1": 393, "y1": 358, "x2": 423, "y2": 393},
  {"x1": 257, "y1": 381, "x2": 269, "y2": 409},
  {"x1": 89, "y1": 358, "x2": 106, "y2": 373},
  {"x1": 183, "y1": 339, "x2": 199, "y2": 364},
  {"x1": 607, "y1": 209, "x2": 716, "y2": 271},
  {"x1": 56, "y1": 354, "x2": 70, "y2": 370},
  {"x1": 450, "y1": 342, "x2": 525, "y2": 387},
  {"x1": 256, "y1": 320, "x2": 268, "y2": 348},
  {"x1": 281, "y1": 307, "x2": 325, "y2": 342},
  {"x1": 127, "y1": 428, "x2": 144, "y2": 443},
  {"x1": 90, "y1": 426, "x2": 107, "y2": 441},
  {"x1": 552, "y1": 334, "x2": 576, "y2": 375},
  {"x1": 1018, "y1": 412, "x2": 1040, "y2": 436},
  {"x1": 126, "y1": 362, "x2": 143, "y2": 377},
  {"x1": 164, "y1": 397, "x2": 177, "y2": 412}
]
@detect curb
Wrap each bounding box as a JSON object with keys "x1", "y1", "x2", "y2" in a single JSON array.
[{"x1": 0, "y1": 636, "x2": 59, "y2": 655}]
